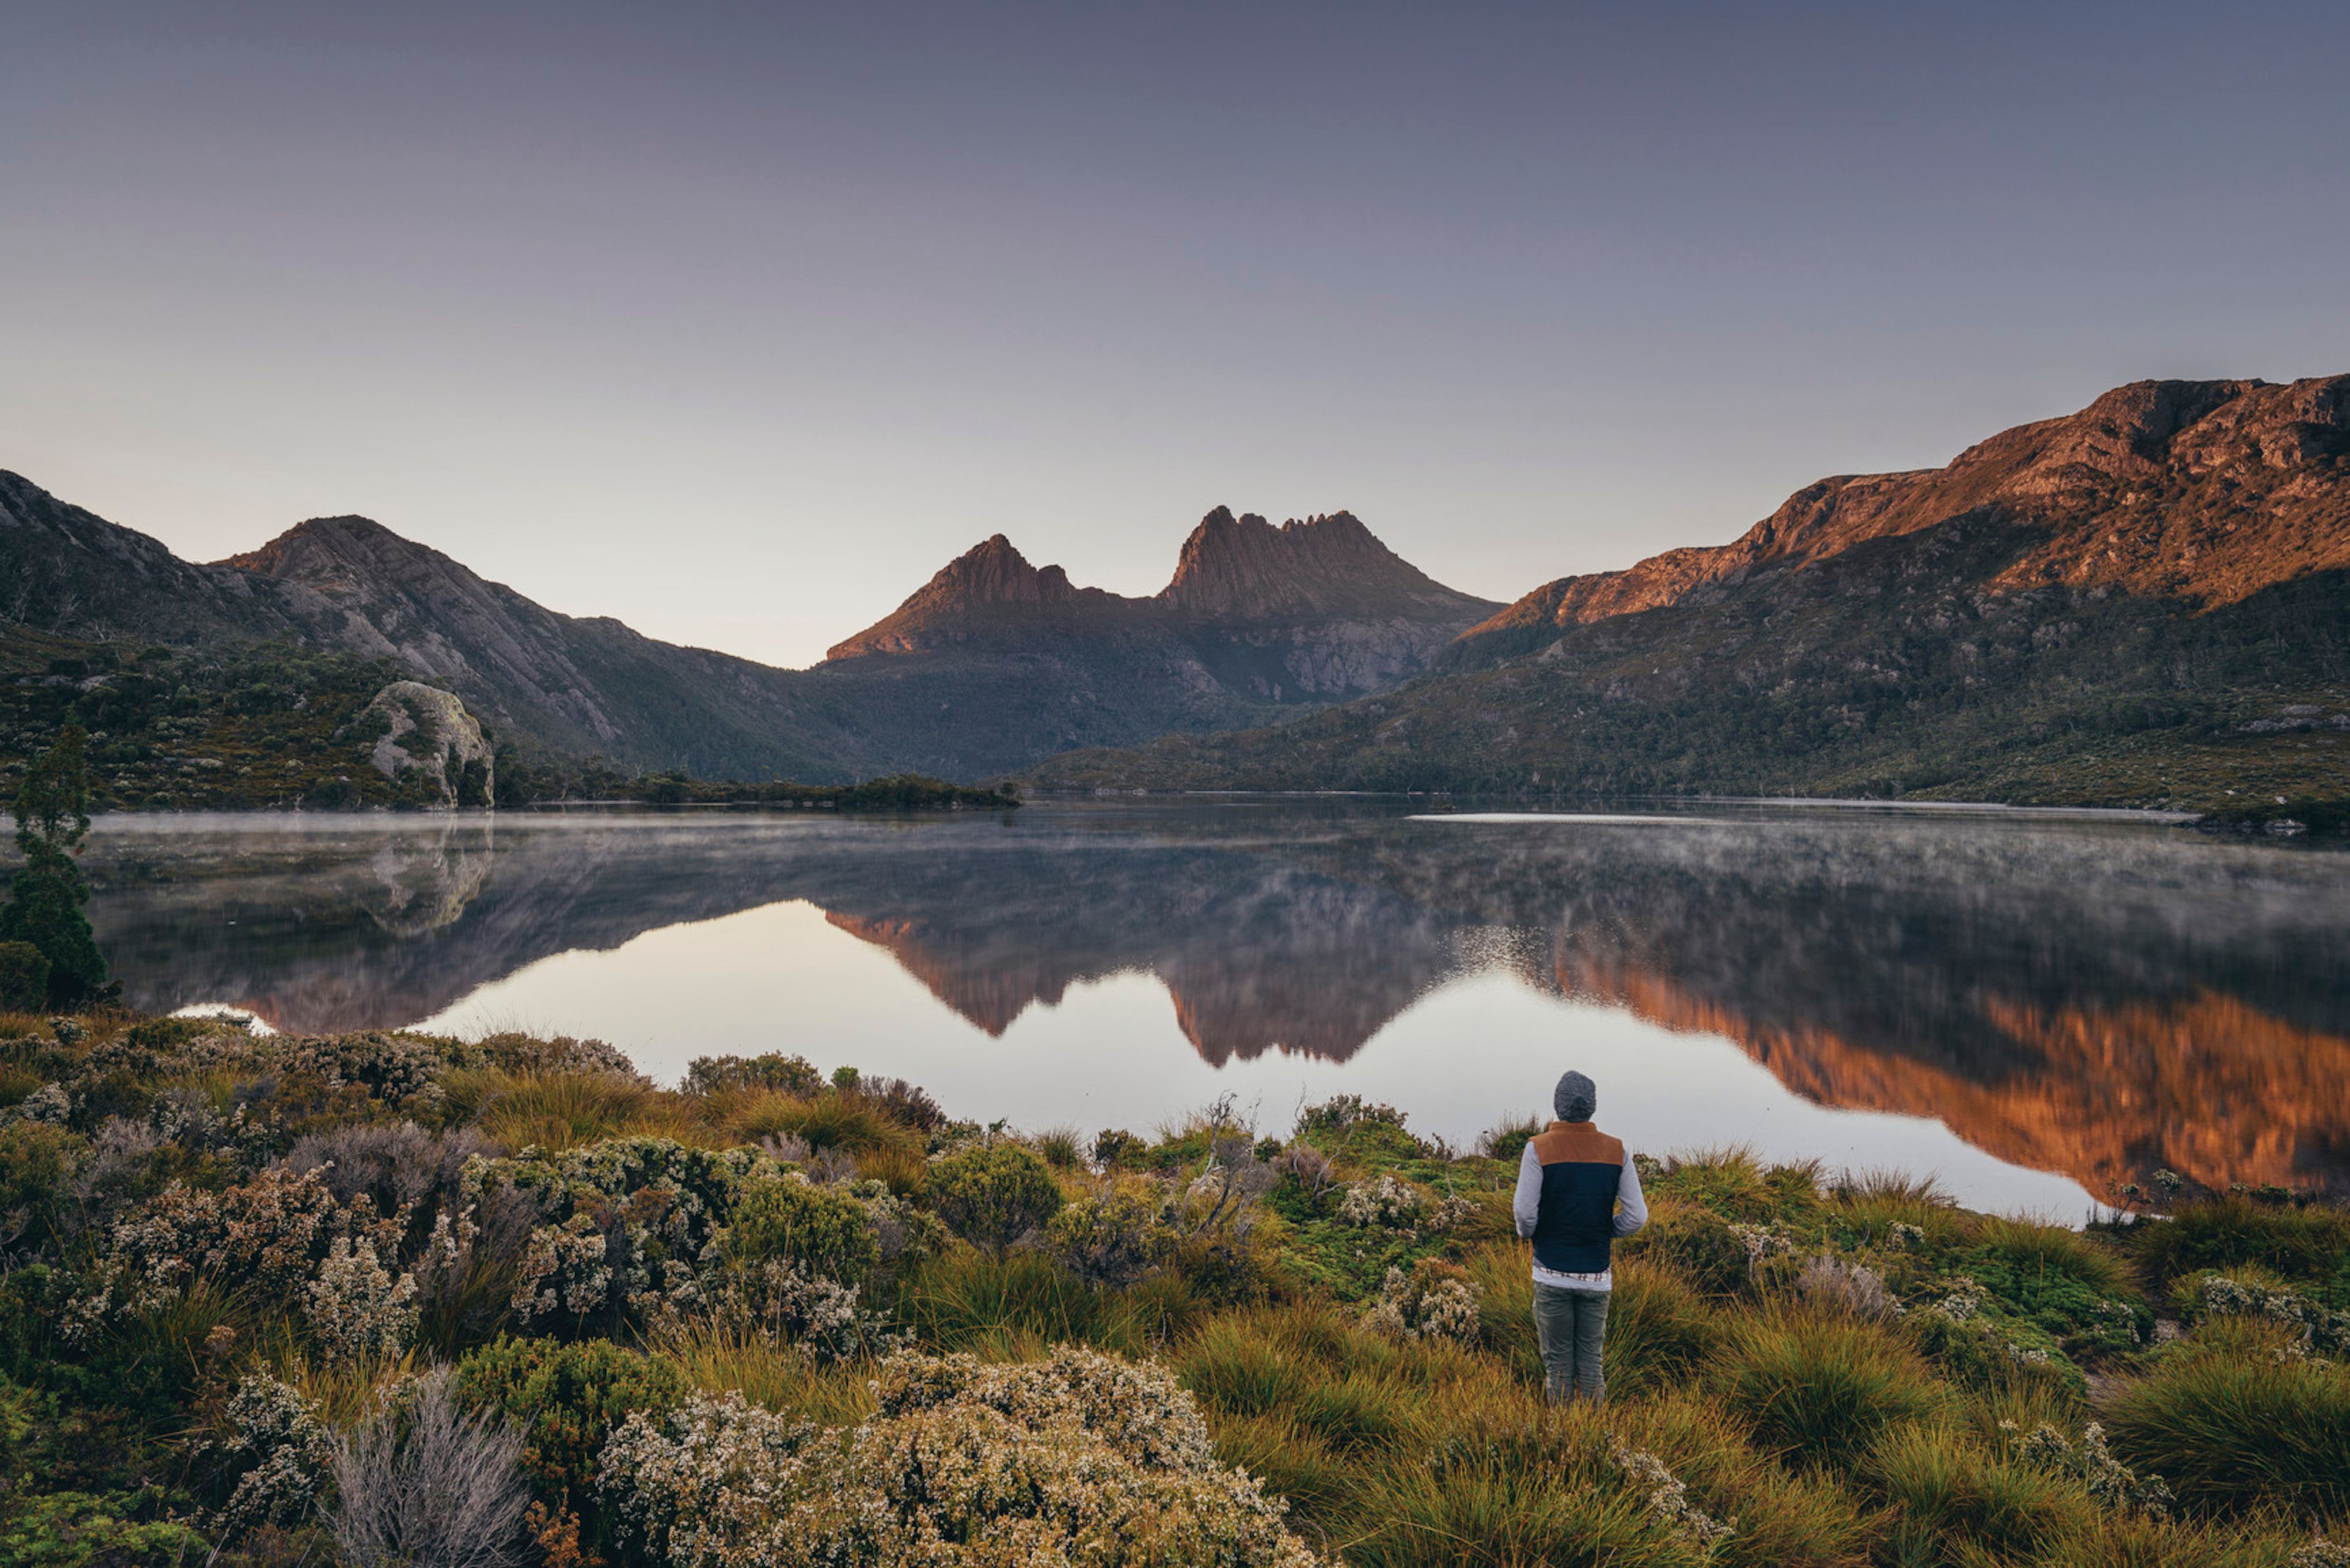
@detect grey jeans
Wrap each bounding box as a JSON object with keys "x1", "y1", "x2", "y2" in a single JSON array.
[{"x1": 1532, "y1": 1282, "x2": 1611, "y2": 1405}]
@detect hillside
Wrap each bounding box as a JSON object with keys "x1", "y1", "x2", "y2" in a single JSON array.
[
  {"x1": 2, "y1": 479, "x2": 1492, "y2": 783},
  {"x1": 1023, "y1": 376, "x2": 2350, "y2": 818}
]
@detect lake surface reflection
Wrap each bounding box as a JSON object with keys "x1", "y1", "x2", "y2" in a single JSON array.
[{"x1": 68, "y1": 800, "x2": 2350, "y2": 1216}]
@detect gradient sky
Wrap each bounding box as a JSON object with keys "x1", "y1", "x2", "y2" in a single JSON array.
[{"x1": 5, "y1": 3, "x2": 2347, "y2": 667}]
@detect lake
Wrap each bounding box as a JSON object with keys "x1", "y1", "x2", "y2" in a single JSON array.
[{"x1": 63, "y1": 798, "x2": 2350, "y2": 1217}]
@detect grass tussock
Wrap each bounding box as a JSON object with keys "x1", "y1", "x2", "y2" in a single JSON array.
[{"x1": 2103, "y1": 1317, "x2": 2350, "y2": 1517}]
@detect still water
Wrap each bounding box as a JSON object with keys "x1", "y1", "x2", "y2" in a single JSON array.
[{"x1": 66, "y1": 800, "x2": 2350, "y2": 1217}]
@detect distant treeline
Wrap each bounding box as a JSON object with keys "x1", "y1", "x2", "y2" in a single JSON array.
[{"x1": 0, "y1": 626, "x2": 1015, "y2": 813}]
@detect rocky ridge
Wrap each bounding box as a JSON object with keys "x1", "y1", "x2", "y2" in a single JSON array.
[{"x1": 1028, "y1": 376, "x2": 2350, "y2": 812}]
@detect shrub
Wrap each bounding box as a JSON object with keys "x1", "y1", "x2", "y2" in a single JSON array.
[
  {"x1": 1362, "y1": 1258, "x2": 1482, "y2": 1344},
  {"x1": 926, "y1": 1143, "x2": 1063, "y2": 1253},
  {"x1": 1868, "y1": 1423, "x2": 2081, "y2": 1563},
  {"x1": 894, "y1": 1248, "x2": 1174, "y2": 1359},
  {"x1": 1907, "y1": 1284, "x2": 2089, "y2": 1404},
  {"x1": 307, "y1": 1237, "x2": 421, "y2": 1365},
  {"x1": 68, "y1": 1166, "x2": 358, "y2": 1334},
  {"x1": 330, "y1": 1369, "x2": 532, "y2": 1568},
  {"x1": 1045, "y1": 1185, "x2": 1173, "y2": 1287},
  {"x1": 213, "y1": 1372, "x2": 339, "y2": 1541},
  {"x1": 454, "y1": 1336, "x2": 690, "y2": 1560},
  {"x1": 727, "y1": 1170, "x2": 882, "y2": 1285},
  {"x1": 1292, "y1": 1094, "x2": 1428, "y2": 1163},
  {"x1": 2127, "y1": 1195, "x2": 2350, "y2": 1298},
  {"x1": 679, "y1": 1052, "x2": 823, "y2": 1098},
  {"x1": 1030, "y1": 1125, "x2": 1086, "y2": 1170},
  {"x1": 1476, "y1": 1112, "x2": 1541, "y2": 1164},
  {"x1": 1336, "y1": 1173, "x2": 1429, "y2": 1230},
  {"x1": 597, "y1": 1347, "x2": 1324, "y2": 1566},
  {"x1": 0, "y1": 1490, "x2": 212, "y2": 1567}
]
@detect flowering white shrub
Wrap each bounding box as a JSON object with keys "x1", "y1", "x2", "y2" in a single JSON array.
[
  {"x1": 1609, "y1": 1438, "x2": 1734, "y2": 1550},
  {"x1": 215, "y1": 1372, "x2": 338, "y2": 1539},
  {"x1": 2018, "y1": 1421, "x2": 2172, "y2": 1516},
  {"x1": 274, "y1": 1030, "x2": 448, "y2": 1104},
  {"x1": 68, "y1": 1165, "x2": 370, "y2": 1336},
  {"x1": 5, "y1": 1082, "x2": 71, "y2": 1126},
  {"x1": 1364, "y1": 1261, "x2": 1483, "y2": 1345},
  {"x1": 512, "y1": 1213, "x2": 613, "y2": 1325},
  {"x1": 1337, "y1": 1173, "x2": 1428, "y2": 1230},
  {"x1": 599, "y1": 1347, "x2": 1324, "y2": 1566},
  {"x1": 1727, "y1": 1223, "x2": 1795, "y2": 1268},
  {"x1": 2191, "y1": 1273, "x2": 2350, "y2": 1355},
  {"x1": 1888, "y1": 1221, "x2": 1927, "y2": 1251},
  {"x1": 308, "y1": 1235, "x2": 422, "y2": 1364},
  {"x1": 2294, "y1": 1539, "x2": 2350, "y2": 1568}
]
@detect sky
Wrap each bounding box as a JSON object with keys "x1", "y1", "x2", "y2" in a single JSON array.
[{"x1": 5, "y1": 2, "x2": 2348, "y2": 669}]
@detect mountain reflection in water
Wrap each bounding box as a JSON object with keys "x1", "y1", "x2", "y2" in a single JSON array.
[{"x1": 69, "y1": 801, "x2": 2350, "y2": 1208}]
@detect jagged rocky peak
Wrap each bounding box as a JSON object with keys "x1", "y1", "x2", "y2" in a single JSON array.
[
  {"x1": 920, "y1": 533, "x2": 1084, "y2": 607},
  {"x1": 1157, "y1": 505, "x2": 1496, "y2": 622},
  {"x1": 825, "y1": 533, "x2": 1124, "y2": 660}
]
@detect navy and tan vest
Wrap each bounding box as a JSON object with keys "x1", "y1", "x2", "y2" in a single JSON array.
[{"x1": 1529, "y1": 1122, "x2": 1626, "y2": 1274}]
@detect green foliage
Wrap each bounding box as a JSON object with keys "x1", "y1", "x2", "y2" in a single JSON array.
[
  {"x1": 0, "y1": 726, "x2": 108, "y2": 1007},
  {"x1": 680, "y1": 1052, "x2": 826, "y2": 1097},
  {"x1": 926, "y1": 1141, "x2": 1065, "y2": 1253},
  {"x1": 727, "y1": 1171, "x2": 882, "y2": 1285},
  {"x1": 452, "y1": 1335, "x2": 690, "y2": 1560},
  {"x1": 1046, "y1": 1184, "x2": 1174, "y2": 1287},
  {"x1": 0, "y1": 1490, "x2": 212, "y2": 1567},
  {"x1": 1618, "y1": 1202, "x2": 1754, "y2": 1295},
  {"x1": 0, "y1": 941, "x2": 48, "y2": 1010},
  {"x1": 0, "y1": 1018, "x2": 2342, "y2": 1568}
]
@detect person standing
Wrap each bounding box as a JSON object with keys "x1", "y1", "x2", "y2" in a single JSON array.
[{"x1": 1512, "y1": 1069, "x2": 1647, "y2": 1405}]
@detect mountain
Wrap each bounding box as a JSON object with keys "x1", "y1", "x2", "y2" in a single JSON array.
[
  {"x1": 805, "y1": 508, "x2": 1500, "y2": 774},
  {"x1": 1025, "y1": 375, "x2": 2350, "y2": 815},
  {"x1": 1, "y1": 476, "x2": 1492, "y2": 783},
  {"x1": 221, "y1": 514, "x2": 864, "y2": 778}
]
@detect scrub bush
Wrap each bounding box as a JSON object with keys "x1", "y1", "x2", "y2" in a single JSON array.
[
  {"x1": 455, "y1": 1335, "x2": 689, "y2": 1561},
  {"x1": 597, "y1": 1346, "x2": 1324, "y2": 1566},
  {"x1": 926, "y1": 1142, "x2": 1063, "y2": 1253}
]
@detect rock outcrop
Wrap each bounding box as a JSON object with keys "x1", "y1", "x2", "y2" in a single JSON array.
[{"x1": 356, "y1": 681, "x2": 496, "y2": 807}]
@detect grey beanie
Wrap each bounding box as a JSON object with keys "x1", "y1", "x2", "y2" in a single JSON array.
[{"x1": 1555, "y1": 1070, "x2": 1596, "y2": 1123}]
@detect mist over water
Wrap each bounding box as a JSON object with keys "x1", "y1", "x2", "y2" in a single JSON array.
[{"x1": 66, "y1": 800, "x2": 2350, "y2": 1217}]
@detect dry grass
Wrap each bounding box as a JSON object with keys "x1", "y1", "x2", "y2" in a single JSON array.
[{"x1": 444, "y1": 1069, "x2": 697, "y2": 1151}]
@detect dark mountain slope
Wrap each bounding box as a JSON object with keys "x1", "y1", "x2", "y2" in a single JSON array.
[
  {"x1": 1024, "y1": 376, "x2": 2350, "y2": 815},
  {"x1": 3, "y1": 474, "x2": 1493, "y2": 783},
  {"x1": 224, "y1": 515, "x2": 867, "y2": 778}
]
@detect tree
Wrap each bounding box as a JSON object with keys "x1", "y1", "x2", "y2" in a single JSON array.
[{"x1": 1, "y1": 723, "x2": 110, "y2": 1008}]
